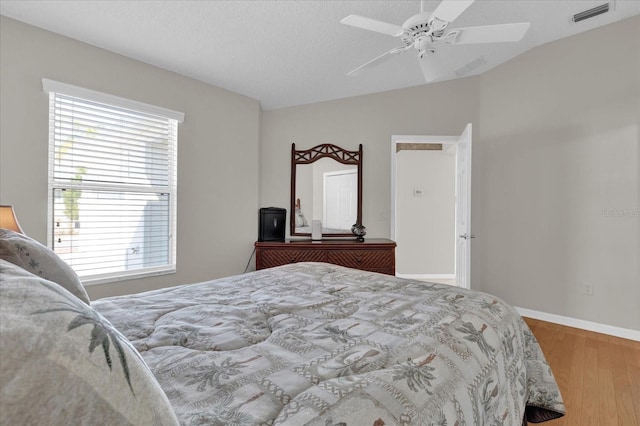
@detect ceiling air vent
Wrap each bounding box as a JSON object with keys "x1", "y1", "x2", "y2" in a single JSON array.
[
  {"x1": 572, "y1": 3, "x2": 610, "y2": 23},
  {"x1": 455, "y1": 57, "x2": 487, "y2": 78}
]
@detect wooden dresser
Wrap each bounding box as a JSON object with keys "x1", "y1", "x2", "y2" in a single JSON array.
[{"x1": 255, "y1": 239, "x2": 396, "y2": 275}]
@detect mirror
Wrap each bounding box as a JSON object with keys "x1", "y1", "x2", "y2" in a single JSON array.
[{"x1": 291, "y1": 143, "x2": 362, "y2": 237}]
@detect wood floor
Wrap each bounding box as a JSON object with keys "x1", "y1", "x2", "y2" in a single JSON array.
[{"x1": 524, "y1": 318, "x2": 640, "y2": 426}]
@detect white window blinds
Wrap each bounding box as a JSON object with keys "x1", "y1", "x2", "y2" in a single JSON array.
[{"x1": 44, "y1": 80, "x2": 183, "y2": 284}]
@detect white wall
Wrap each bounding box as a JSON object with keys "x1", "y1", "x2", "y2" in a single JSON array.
[
  {"x1": 396, "y1": 149, "x2": 456, "y2": 275},
  {"x1": 0, "y1": 17, "x2": 261, "y2": 299}
]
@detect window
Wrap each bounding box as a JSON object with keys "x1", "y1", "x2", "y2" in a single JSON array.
[{"x1": 44, "y1": 79, "x2": 184, "y2": 284}]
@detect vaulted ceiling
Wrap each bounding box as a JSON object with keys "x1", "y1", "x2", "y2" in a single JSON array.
[{"x1": 1, "y1": 0, "x2": 638, "y2": 110}]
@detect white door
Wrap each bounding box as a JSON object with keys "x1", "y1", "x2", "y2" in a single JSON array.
[
  {"x1": 391, "y1": 124, "x2": 472, "y2": 288},
  {"x1": 455, "y1": 123, "x2": 472, "y2": 289},
  {"x1": 323, "y1": 169, "x2": 357, "y2": 230}
]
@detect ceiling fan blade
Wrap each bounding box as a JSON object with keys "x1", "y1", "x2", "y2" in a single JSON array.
[
  {"x1": 418, "y1": 57, "x2": 446, "y2": 82},
  {"x1": 430, "y1": 0, "x2": 475, "y2": 23},
  {"x1": 448, "y1": 22, "x2": 531, "y2": 44},
  {"x1": 347, "y1": 47, "x2": 406, "y2": 76},
  {"x1": 340, "y1": 15, "x2": 405, "y2": 37}
]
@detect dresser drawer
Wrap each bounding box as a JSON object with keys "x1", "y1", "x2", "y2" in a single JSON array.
[
  {"x1": 255, "y1": 239, "x2": 396, "y2": 275},
  {"x1": 259, "y1": 249, "x2": 325, "y2": 267},
  {"x1": 327, "y1": 250, "x2": 393, "y2": 270}
]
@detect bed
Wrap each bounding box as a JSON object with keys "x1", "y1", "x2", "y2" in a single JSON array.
[{"x1": 0, "y1": 229, "x2": 565, "y2": 425}]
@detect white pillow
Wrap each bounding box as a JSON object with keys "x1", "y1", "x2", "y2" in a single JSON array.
[
  {"x1": 0, "y1": 260, "x2": 179, "y2": 425},
  {"x1": 0, "y1": 229, "x2": 90, "y2": 304}
]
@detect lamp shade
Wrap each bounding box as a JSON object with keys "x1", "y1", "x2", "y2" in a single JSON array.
[{"x1": 0, "y1": 205, "x2": 24, "y2": 234}]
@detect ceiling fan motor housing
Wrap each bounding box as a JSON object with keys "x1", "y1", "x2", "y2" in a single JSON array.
[{"x1": 403, "y1": 12, "x2": 433, "y2": 34}]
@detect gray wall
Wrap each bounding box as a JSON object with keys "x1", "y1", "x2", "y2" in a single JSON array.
[
  {"x1": 1, "y1": 15, "x2": 637, "y2": 331},
  {"x1": 261, "y1": 16, "x2": 639, "y2": 331},
  {"x1": 474, "y1": 16, "x2": 639, "y2": 330},
  {"x1": 0, "y1": 17, "x2": 261, "y2": 299},
  {"x1": 260, "y1": 79, "x2": 479, "y2": 240}
]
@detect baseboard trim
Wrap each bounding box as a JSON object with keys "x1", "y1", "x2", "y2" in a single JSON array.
[
  {"x1": 515, "y1": 307, "x2": 640, "y2": 342},
  {"x1": 396, "y1": 273, "x2": 455, "y2": 280}
]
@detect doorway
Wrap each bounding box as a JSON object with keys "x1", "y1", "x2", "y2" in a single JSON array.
[{"x1": 390, "y1": 124, "x2": 472, "y2": 288}]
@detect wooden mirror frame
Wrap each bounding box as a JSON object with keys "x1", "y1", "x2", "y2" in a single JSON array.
[{"x1": 291, "y1": 143, "x2": 363, "y2": 237}]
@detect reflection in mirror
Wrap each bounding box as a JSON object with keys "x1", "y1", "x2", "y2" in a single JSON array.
[
  {"x1": 295, "y1": 158, "x2": 357, "y2": 234},
  {"x1": 291, "y1": 143, "x2": 362, "y2": 237}
]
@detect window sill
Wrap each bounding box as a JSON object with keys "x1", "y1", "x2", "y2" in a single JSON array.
[{"x1": 82, "y1": 267, "x2": 176, "y2": 286}]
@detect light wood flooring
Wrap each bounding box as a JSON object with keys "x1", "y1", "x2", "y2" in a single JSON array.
[{"x1": 524, "y1": 318, "x2": 640, "y2": 426}]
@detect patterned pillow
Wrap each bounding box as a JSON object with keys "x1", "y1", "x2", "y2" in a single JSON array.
[
  {"x1": 0, "y1": 228, "x2": 90, "y2": 304},
  {"x1": 0, "y1": 260, "x2": 179, "y2": 425}
]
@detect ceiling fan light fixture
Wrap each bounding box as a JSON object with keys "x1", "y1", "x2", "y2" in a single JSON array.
[{"x1": 572, "y1": 3, "x2": 610, "y2": 23}]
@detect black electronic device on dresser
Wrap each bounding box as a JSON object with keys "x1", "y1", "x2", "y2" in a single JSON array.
[{"x1": 258, "y1": 208, "x2": 286, "y2": 242}]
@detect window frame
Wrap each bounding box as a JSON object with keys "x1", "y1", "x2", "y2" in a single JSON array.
[{"x1": 43, "y1": 79, "x2": 184, "y2": 285}]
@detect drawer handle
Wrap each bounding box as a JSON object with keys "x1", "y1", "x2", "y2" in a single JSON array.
[
  {"x1": 356, "y1": 258, "x2": 362, "y2": 263},
  {"x1": 290, "y1": 258, "x2": 296, "y2": 263}
]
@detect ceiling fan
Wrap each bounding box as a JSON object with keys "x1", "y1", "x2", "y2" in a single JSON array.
[{"x1": 341, "y1": 0, "x2": 530, "y2": 80}]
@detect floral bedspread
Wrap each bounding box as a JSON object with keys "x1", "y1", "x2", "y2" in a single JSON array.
[{"x1": 92, "y1": 263, "x2": 564, "y2": 425}]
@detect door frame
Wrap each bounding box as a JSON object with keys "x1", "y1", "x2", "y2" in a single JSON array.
[{"x1": 390, "y1": 125, "x2": 472, "y2": 288}]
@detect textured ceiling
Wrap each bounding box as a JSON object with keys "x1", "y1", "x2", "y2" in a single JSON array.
[{"x1": 1, "y1": 0, "x2": 639, "y2": 110}]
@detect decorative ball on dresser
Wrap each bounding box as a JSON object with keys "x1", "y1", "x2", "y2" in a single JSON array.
[{"x1": 351, "y1": 224, "x2": 367, "y2": 242}]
